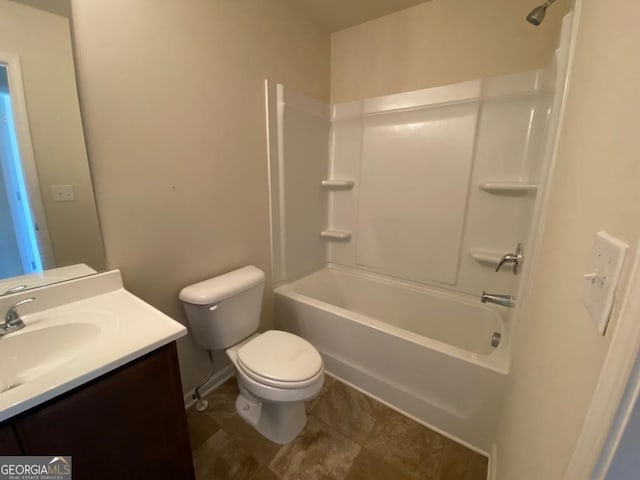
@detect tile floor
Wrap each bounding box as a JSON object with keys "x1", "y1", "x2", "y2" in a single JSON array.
[{"x1": 187, "y1": 375, "x2": 488, "y2": 480}]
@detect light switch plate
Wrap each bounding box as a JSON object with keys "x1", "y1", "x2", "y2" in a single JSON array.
[
  {"x1": 582, "y1": 231, "x2": 628, "y2": 335},
  {"x1": 51, "y1": 184, "x2": 74, "y2": 202}
]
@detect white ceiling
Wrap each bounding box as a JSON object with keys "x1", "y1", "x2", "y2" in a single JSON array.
[
  {"x1": 284, "y1": 0, "x2": 432, "y2": 33},
  {"x1": 9, "y1": 0, "x2": 69, "y2": 18},
  {"x1": 8, "y1": 0, "x2": 432, "y2": 31}
]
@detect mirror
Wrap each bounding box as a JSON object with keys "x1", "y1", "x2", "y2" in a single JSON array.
[{"x1": 0, "y1": 0, "x2": 105, "y2": 295}]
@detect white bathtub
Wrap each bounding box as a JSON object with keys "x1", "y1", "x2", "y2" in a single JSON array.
[{"x1": 274, "y1": 265, "x2": 510, "y2": 452}]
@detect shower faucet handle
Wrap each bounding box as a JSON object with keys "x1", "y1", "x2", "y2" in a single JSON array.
[{"x1": 495, "y1": 243, "x2": 523, "y2": 275}]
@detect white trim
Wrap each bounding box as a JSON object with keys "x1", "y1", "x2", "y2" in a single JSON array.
[
  {"x1": 264, "y1": 80, "x2": 279, "y2": 281},
  {"x1": 513, "y1": 6, "x2": 579, "y2": 327},
  {"x1": 563, "y1": 244, "x2": 640, "y2": 479},
  {"x1": 362, "y1": 79, "x2": 481, "y2": 114},
  {"x1": 332, "y1": 71, "x2": 542, "y2": 120},
  {"x1": 488, "y1": 444, "x2": 498, "y2": 480},
  {"x1": 0, "y1": 51, "x2": 55, "y2": 270}
]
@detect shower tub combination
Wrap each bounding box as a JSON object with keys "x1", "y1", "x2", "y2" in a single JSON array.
[{"x1": 274, "y1": 265, "x2": 509, "y2": 452}]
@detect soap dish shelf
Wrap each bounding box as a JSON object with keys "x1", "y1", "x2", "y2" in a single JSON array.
[
  {"x1": 479, "y1": 181, "x2": 538, "y2": 194},
  {"x1": 321, "y1": 180, "x2": 355, "y2": 190},
  {"x1": 321, "y1": 230, "x2": 352, "y2": 241}
]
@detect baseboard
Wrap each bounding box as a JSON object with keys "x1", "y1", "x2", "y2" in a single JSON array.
[
  {"x1": 488, "y1": 444, "x2": 498, "y2": 480},
  {"x1": 183, "y1": 364, "x2": 235, "y2": 409}
]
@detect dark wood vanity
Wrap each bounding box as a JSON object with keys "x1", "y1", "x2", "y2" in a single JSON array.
[{"x1": 0, "y1": 342, "x2": 195, "y2": 480}]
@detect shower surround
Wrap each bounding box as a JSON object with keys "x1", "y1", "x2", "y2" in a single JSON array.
[{"x1": 265, "y1": 49, "x2": 564, "y2": 451}]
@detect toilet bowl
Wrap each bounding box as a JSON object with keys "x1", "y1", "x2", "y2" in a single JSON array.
[
  {"x1": 226, "y1": 331, "x2": 324, "y2": 443},
  {"x1": 179, "y1": 266, "x2": 324, "y2": 444}
]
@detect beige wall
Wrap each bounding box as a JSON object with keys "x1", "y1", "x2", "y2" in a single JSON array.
[
  {"x1": 331, "y1": 0, "x2": 570, "y2": 103},
  {"x1": 495, "y1": 1, "x2": 640, "y2": 479},
  {"x1": 70, "y1": 0, "x2": 330, "y2": 391},
  {"x1": 0, "y1": 0, "x2": 104, "y2": 272}
]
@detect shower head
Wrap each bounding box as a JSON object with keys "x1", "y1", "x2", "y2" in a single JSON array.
[{"x1": 526, "y1": 0, "x2": 557, "y2": 26}]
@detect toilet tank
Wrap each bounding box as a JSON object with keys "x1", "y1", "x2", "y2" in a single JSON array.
[{"x1": 179, "y1": 266, "x2": 265, "y2": 350}]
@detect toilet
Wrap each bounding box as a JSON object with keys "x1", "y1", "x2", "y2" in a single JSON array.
[{"x1": 179, "y1": 265, "x2": 324, "y2": 444}]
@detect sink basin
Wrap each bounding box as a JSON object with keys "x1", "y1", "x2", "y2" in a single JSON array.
[
  {"x1": 0, "y1": 269, "x2": 187, "y2": 422},
  {"x1": 0, "y1": 310, "x2": 117, "y2": 394}
]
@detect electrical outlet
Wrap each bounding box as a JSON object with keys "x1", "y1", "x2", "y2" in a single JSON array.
[{"x1": 51, "y1": 184, "x2": 74, "y2": 202}]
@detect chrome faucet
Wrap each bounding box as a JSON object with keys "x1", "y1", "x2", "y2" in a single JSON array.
[
  {"x1": 2, "y1": 285, "x2": 28, "y2": 295},
  {"x1": 1, "y1": 297, "x2": 35, "y2": 336},
  {"x1": 496, "y1": 243, "x2": 523, "y2": 275},
  {"x1": 481, "y1": 291, "x2": 515, "y2": 308}
]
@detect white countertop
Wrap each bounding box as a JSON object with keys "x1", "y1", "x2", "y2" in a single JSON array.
[
  {"x1": 0, "y1": 270, "x2": 187, "y2": 422},
  {"x1": 0, "y1": 263, "x2": 98, "y2": 294}
]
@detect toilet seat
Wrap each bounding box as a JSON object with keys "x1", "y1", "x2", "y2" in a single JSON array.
[{"x1": 236, "y1": 330, "x2": 323, "y2": 389}]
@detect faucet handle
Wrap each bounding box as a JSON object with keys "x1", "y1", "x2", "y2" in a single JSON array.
[
  {"x1": 495, "y1": 243, "x2": 523, "y2": 275},
  {"x1": 5, "y1": 297, "x2": 35, "y2": 323},
  {"x1": 3, "y1": 284, "x2": 28, "y2": 295}
]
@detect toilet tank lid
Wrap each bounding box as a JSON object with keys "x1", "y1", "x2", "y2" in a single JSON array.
[{"x1": 179, "y1": 265, "x2": 265, "y2": 305}]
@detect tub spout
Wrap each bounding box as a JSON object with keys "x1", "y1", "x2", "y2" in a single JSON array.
[{"x1": 481, "y1": 291, "x2": 515, "y2": 308}]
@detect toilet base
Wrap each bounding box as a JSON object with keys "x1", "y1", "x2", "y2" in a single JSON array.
[{"x1": 235, "y1": 393, "x2": 307, "y2": 444}]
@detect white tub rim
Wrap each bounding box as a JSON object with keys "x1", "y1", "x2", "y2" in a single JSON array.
[{"x1": 274, "y1": 265, "x2": 511, "y2": 375}]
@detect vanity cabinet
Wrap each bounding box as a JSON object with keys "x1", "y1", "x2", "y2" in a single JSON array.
[
  {"x1": 1, "y1": 343, "x2": 195, "y2": 480},
  {"x1": 0, "y1": 425, "x2": 20, "y2": 454}
]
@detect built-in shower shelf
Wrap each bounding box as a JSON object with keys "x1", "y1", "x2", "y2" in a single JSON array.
[
  {"x1": 321, "y1": 230, "x2": 352, "y2": 240},
  {"x1": 479, "y1": 181, "x2": 538, "y2": 193},
  {"x1": 468, "y1": 248, "x2": 503, "y2": 265},
  {"x1": 321, "y1": 179, "x2": 355, "y2": 190}
]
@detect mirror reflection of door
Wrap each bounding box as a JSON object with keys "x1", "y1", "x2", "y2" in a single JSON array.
[{"x1": 0, "y1": 60, "x2": 52, "y2": 277}]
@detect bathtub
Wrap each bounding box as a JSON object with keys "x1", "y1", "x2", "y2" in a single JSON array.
[{"x1": 274, "y1": 265, "x2": 509, "y2": 452}]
